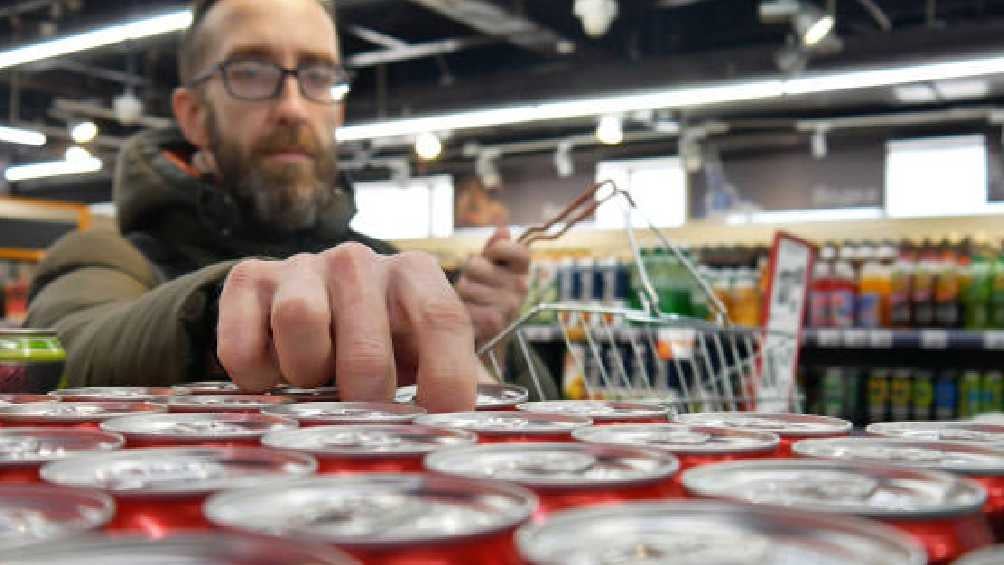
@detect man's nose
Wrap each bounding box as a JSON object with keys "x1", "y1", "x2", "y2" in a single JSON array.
[{"x1": 273, "y1": 74, "x2": 310, "y2": 123}]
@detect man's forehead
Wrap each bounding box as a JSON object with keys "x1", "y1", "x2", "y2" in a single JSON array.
[{"x1": 203, "y1": 0, "x2": 339, "y2": 62}]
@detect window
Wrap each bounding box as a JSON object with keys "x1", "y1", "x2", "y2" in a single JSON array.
[
  {"x1": 350, "y1": 175, "x2": 454, "y2": 240},
  {"x1": 594, "y1": 157, "x2": 687, "y2": 229},
  {"x1": 885, "y1": 134, "x2": 989, "y2": 218}
]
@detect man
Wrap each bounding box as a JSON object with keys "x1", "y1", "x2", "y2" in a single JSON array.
[{"x1": 26, "y1": 0, "x2": 539, "y2": 412}]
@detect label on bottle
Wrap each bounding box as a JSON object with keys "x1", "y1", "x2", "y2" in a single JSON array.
[
  {"x1": 856, "y1": 293, "x2": 882, "y2": 328},
  {"x1": 830, "y1": 289, "x2": 855, "y2": 328}
]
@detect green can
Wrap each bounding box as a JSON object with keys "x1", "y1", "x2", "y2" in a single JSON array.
[
  {"x1": 889, "y1": 368, "x2": 912, "y2": 422},
  {"x1": 983, "y1": 370, "x2": 1004, "y2": 414},
  {"x1": 0, "y1": 329, "x2": 66, "y2": 394},
  {"x1": 821, "y1": 367, "x2": 845, "y2": 418},
  {"x1": 959, "y1": 370, "x2": 983, "y2": 419},
  {"x1": 867, "y1": 368, "x2": 890, "y2": 424},
  {"x1": 911, "y1": 369, "x2": 935, "y2": 421}
]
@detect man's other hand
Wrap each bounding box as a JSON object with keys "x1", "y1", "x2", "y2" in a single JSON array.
[
  {"x1": 215, "y1": 243, "x2": 477, "y2": 412},
  {"x1": 456, "y1": 226, "x2": 530, "y2": 348}
]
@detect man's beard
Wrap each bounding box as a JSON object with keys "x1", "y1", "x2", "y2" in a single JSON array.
[{"x1": 207, "y1": 107, "x2": 338, "y2": 234}]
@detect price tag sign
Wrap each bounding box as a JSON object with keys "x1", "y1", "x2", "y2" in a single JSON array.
[
  {"x1": 984, "y1": 331, "x2": 1004, "y2": 350},
  {"x1": 757, "y1": 232, "x2": 814, "y2": 412},
  {"x1": 816, "y1": 329, "x2": 841, "y2": 347},
  {"x1": 843, "y1": 329, "x2": 867, "y2": 348},
  {"x1": 920, "y1": 330, "x2": 949, "y2": 350},
  {"x1": 868, "y1": 330, "x2": 893, "y2": 349}
]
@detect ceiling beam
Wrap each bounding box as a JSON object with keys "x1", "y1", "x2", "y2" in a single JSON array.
[
  {"x1": 406, "y1": 0, "x2": 572, "y2": 55},
  {"x1": 347, "y1": 35, "x2": 498, "y2": 67}
]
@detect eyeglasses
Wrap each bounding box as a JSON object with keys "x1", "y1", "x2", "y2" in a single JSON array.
[{"x1": 188, "y1": 59, "x2": 352, "y2": 103}]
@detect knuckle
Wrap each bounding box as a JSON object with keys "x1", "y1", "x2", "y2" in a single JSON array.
[
  {"x1": 226, "y1": 259, "x2": 267, "y2": 289},
  {"x1": 419, "y1": 298, "x2": 472, "y2": 332},
  {"x1": 284, "y1": 252, "x2": 318, "y2": 270},
  {"x1": 271, "y1": 295, "x2": 327, "y2": 330},
  {"x1": 325, "y1": 242, "x2": 377, "y2": 278},
  {"x1": 216, "y1": 337, "x2": 261, "y2": 376},
  {"x1": 340, "y1": 336, "x2": 392, "y2": 375},
  {"x1": 396, "y1": 250, "x2": 441, "y2": 273}
]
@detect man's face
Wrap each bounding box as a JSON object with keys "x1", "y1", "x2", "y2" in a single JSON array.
[{"x1": 194, "y1": 0, "x2": 344, "y2": 233}]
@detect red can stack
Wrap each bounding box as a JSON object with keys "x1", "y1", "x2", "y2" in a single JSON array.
[
  {"x1": 204, "y1": 474, "x2": 537, "y2": 565},
  {"x1": 0, "y1": 427, "x2": 123, "y2": 483},
  {"x1": 0, "y1": 401, "x2": 166, "y2": 430},
  {"x1": 675, "y1": 411, "x2": 852, "y2": 456},
  {"x1": 262, "y1": 424, "x2": 474, "y2": 474},
  {"x1": 681, "y1": 458, "x2": 993, "y2": 565},
  {"x1": 100, "y1": 412, "x2": 297, "y2": 448},
  {"x1": 415, "y1": 411, "x2": 592, "y2": 443},
  {"x1": 263, "y1": 401, "x2": 426, "y2": 426},
  {"x1": 0, "y1": 484, "x2": 115, "y2": 551},
  {"x1": 516, "y1": 400, "x2": 670, "y2": 425},
  {"x1": 424, "y1": 442, "x2": 680, "y2": 518},
  {"x1": 39, "y1": 446, "x2": 316, "y2": 535}
]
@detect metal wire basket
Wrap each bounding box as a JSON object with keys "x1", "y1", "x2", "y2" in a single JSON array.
[{"x1": 478, "y1": 182, "x2": 803, "y2": 415}]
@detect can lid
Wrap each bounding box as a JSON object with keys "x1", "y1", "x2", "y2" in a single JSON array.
[
  {"x1": 262, "y1": 424, "x2": 474, "y2": 457},
  {"x1": 682, "y1": 459, "x2": 986, "y2": 518},
  {"x1": 515, "y1": 500, "x2": 926, "y2": 565},
  {"x1": 0, "y1": 484, "x2": 114, "y2": 551},
  {"x1": 171, "y1": 381, "x2": 241, "y2": 395},
  {"x1": 48, "y1": 387, "x2": 173, "y2": 402},
  {"x1": 166, "y1": 395, "x2": 292, "y2": 410},
  {"x1": 516, "y1": 400, "x2": 669, "y2": 422},
  {"x1": 0, "y1": 428, "x2": 123, "y2": 466},
  {"x1": 395, "y1": 383, "x2": 529, "y2": 409},
  {"x1": 204, "y1": 474, "x2": 536, "y2": 547},
  {"x1": 424, "y1": 442, "x2": 679, "y2": 488},
  {"x1": 0, "y1": 402, "x2": 166, "y2": 423},
  {"x1": 794, "y1": 438, "x2": 1004, "y2": 476},
  {"x1": 2, "y1": 532, "x2": 359, "y2": 564},
  {"x1": 100, "y1": 412, "x2": 297, "y2": 439},
  {"x1": 263, "y1": 402, "x2": 426, "y2": 424},
  {"x1": 270, "y1": 386, "x2": 340, "y2": 402},
  {"x1": 0, "y1": 395, "x2": 56, "y2": 405},
  {"x1": 867, "y1": 421, "x2": 1004, "y2": 445},
  {"x1": 573, "y1": 423, "x2": 780, "y2": 454},
  {"x1": 415, "y1": 411, "x2": 592, "y2": 436},
  {"x1": 954, "y1": 545, "x2": 1004, "y2": 565},
  {"x1": 40, "y1": 446, "x2": 316, "y2": 495},
  {"x1": 675, "y1": 412, "x2": 852, "y2": 437}
]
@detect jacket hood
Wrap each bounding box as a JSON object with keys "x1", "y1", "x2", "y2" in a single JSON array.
[{"x1": 113, "y1": 127, "x2": 358, "y2": 256}]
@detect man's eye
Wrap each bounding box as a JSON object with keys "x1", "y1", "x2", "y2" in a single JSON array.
[{"x1": 230, "y1": 64, "x2": 269, "y2": 80}]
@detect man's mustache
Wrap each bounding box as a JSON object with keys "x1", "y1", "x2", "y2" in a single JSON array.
[{"x1": 253, "y1": 127, "x2": 321, "y2": 158}]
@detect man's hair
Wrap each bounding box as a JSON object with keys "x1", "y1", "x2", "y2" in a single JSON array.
[{"x1": 178, "y1": 0, "x2": 335, "y2": 85}]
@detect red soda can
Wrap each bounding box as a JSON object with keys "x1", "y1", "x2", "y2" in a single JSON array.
[
  {"x1": 955, "y1": 545, "x2": 1004, "y2": 565},
  {"x1": 0, "y1": 427, "x2": 123, "y2": 484},
  {"x1": 867, "y1": 421, "x2": 1004, "y2": 446},
  {"x1": 0, "y1": 394, "x2": 56, "y2": 405},
  {"x1": 675, "y1": 411, "x2": 852, "y2": 456},
  {"x1": 262, "y1": 424, "x2": 474, "y2": 474},
  {"x1": 263, "y1": 401, "x2": 426, "y2": 426},
  {"x1": 171, "y1": 380, "x2": 242, "y2": 395},
  {"x1": 396, "y1": 383, "x2": 529, "y2": 411},
  {"x1": 205, "y1": 474, "x2": 536, "y2": 565},
  {"x1": 0, "y1": 484, "x2": 115, "y2": 551},
  {"x1": 516, "y1": 400, "x2": 670, "y2": 425},
  {"x1": 795, "y1": 437, "x2": 1004, "y2": 545},
  {"x1": 100, "y1": 412, "x2": 297, "y2": 448},
  {"x1": 165, "y1": 394, "x2": 291, "y2": 413},
  {"x1": 415, "y1": 411, "x2": 592, "y2": 443},
  {"x1": 515, "y1": 500, "x2": 926, "y2": 565},
  {"x1": 48, "y1": 386, "x2": 174, "y2": 402},
  {"x1": 424, "y1": 442, "x2": 680, "y2": 518},
  {"x1": 2, "y1": 532, "x2": 359, "y2": 564},
  {"x1": 0, "y1": 401, "x2": 166, "y2": 430},
  {"x1": 682, "y1": 458, "x2": 992, "y2": 565},
  {"x1": 572, "y1": 423, "x2": 779, "y2": 482},
  {"x1": 39, "y1": 446, "x2": 316, "y2": 535},
  {"x1": 269, "y1": 385, "x2": 341, "y2": 402}
]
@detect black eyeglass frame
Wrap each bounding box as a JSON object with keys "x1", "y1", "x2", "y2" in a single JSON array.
[{"x1": 187, "y1": 59, "x2": 353, "y2": 103}]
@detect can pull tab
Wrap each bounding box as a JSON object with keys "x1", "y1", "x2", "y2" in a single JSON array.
[
  {"x1": 939, "y1": 429, "x2": 1001, "y2": 443},
  {"x1": 874, "y1": 447, "x2": 947, "y2": 464},
  {"x1": 0, "y1": 437, "x2": 42, "y2": 458},
  {"x1": 647, "y1": 430, "x2": 712, "y2": 446},
  {"x1": 787, "y1": 477, "x2": 881, "y2": 502},
  {"x1": 95, "y1": 460, "x2": 223, "y2": 489},
  {"x1": 516, "y1": 452, "x2": 597, "y2": 475},
  {"x1": 597, "y1": 533, "x2": 769, "y2": 565},
  {"x1": 0, "y1": 508, "x2": 53, "y2": 538}
]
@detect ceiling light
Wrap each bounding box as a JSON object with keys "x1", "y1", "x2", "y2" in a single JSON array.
[
  {"x1": 0, "y1": 124, "x2": 46, "y2": 146},
  {"x1": 595, "y1": 115, "x2": 624, "y2": 145},
  {"x1": 893, "y1": 84, "x2": 938, "y2": 103},
  {"x1": 69, "y1": 120, "x2": 97, "y2": 144},
  {"x1": 797, "y1": 10, "x2": 834, "y2": 47},
  {"x1": 414, "y1": 132, "x2": 443, "y2": 160},
  {"x1": 475, "y1": 149, "x2": 501, "y2": 189},
  {"x1": 811, "y1": 127, "x2": 827, "y2": 159},
  {"x1": 933, "y1": 79, "x2": 989, "y2": 100},
  {"x1": 113, "y1": 90, "x2": 143, "y2": 125},
  {"x1": 554, "y1": 141, "x2": 574, "y2": 178},
  {"x1": 5, "y1": 156, "x2": 102, "y2": 182},
  {"x1": 0, "y1": 10, "x2": 191, "y2": 70},
  {"x1": 574, "y1": 0, "x2": 619, "y2": 38},
  {"x1": 64, "y1": 146, "x2": 91, "y2": 161}
]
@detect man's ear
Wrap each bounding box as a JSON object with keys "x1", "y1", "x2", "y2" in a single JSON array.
[{"x1": 173, "y1": 87, "x2": 210, "y2": 149}]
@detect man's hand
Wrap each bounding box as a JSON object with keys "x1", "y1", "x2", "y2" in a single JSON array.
[
  {"x1": 215, "y1": 243, "x2": 477, "y2": 412},
  {"x1": 456, "y1": 226, "x2": 530, "y2": 348}
]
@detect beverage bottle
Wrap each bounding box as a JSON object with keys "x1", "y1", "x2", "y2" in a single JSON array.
[
  {"x1": 911, "y1": 242, "x2": 936, "y2": 328},
  {"x1": 990, "y1": 248, "x2": 1004, "y2": 328},
  {"x1": 808, "y1": 261, "x2": 833, "y2": 328},
  {"x1": 889, "y1": 244, "x2": 915, "y2": 328},
  {"x1": 933, "y1": 244, "x2": 961, "y2": 328},
  {"x1": 964, "y1": 251, "x2": 992, "y2": 329},
  {"x1": 830, "y1": 260, "x2": 856, "y2": 328},
  {"x1": 857, "y1": 258, "x2": 891, "y2": 328},
  {"x1": 730, "y1": 268, "x2": 761, "y2": 327}
]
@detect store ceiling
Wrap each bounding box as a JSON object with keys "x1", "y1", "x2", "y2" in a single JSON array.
[{"x1": 1, "y1": 0, "x2": 1004, "y2": 193}]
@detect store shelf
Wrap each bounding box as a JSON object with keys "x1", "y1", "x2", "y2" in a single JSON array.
[
  {"x1": 801, "y1": 328, "x2": 1004, "y2": 350},
  {"x1": 519, "y1": 324, "x2": 1004, "y2": 351}
]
